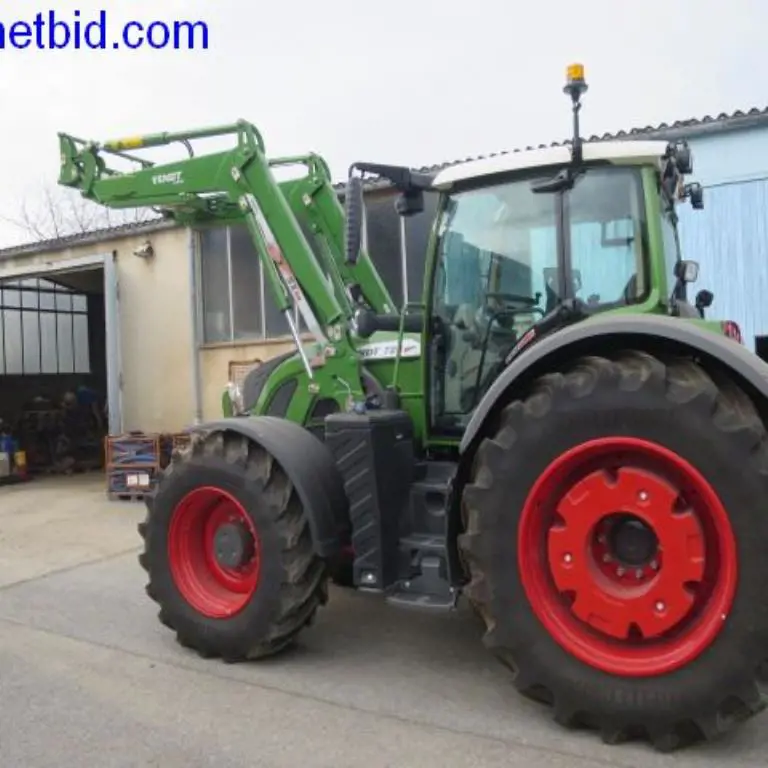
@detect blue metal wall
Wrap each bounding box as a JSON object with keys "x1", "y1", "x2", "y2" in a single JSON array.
[{"x1": 677, "y1": 127, "x2": 768, "y2": 350}]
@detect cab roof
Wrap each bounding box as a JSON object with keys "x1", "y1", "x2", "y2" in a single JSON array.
[{"x1": 431, "y1": 139, "x2": 670, "y2": 189}]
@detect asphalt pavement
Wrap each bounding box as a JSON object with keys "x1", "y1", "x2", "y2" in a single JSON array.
[{"x1": 0, "y1": 474, "x2": 764, "y2": 767}]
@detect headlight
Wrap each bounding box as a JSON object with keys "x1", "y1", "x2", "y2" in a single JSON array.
[{"x1": 226, "y1": 381, "x2": 245, "y2": 414}]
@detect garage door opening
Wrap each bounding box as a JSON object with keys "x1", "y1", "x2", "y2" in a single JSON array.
[{"x1": 0, "y1": 265, "x2": 109, "y2": 480}]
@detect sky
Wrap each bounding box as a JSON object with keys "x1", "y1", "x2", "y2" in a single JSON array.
[{"x1": 0, "y1": 0, "x2": 764, "y2": 247}]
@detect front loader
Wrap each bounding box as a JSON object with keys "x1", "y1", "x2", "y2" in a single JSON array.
[{"x1": 59, "y1": 64, "x2": 768, "y2": 752}]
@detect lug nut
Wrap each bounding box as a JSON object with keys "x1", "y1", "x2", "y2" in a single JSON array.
[
  {"x1": 616, "y1": 567, "x2": 625, "y2": 577},
  {"x1": 635, "y1": 569, "x2": 643, "y2": 579},
  {"x1": 603, "y1": 554, "x2": 612, "y2": 563},
  {"x1": 655, "y1": 601, "x2": 665, "y2": 612},
  {"x1": 563, "y1": 553, "x2": 573, "y2": 564},
  {"x1": 638, "y1": 490, "x2": 648, "y2": 502}
]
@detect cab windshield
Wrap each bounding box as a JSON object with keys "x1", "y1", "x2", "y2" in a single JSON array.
[{"x1": 430, "y1": 165, "x2": 648, "y2": 430}]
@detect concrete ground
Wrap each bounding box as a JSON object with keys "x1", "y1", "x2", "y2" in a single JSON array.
[{"x1": 0, "y1": 475, "x2": 765, "y2": 768}]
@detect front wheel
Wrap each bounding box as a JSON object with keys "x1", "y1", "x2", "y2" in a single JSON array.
[
  {"x1": 138, "y1": 429, "x2": 329, "y2": 661},
  {"x1": 459, "y1": 350, "x2": 768, "y2": 750}
]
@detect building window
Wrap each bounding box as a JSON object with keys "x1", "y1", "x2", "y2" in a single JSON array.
[
  {"x1": 196, "y1": 187, "x2": 442, "y2": 345},
  {"x1": 357, "y1": 188, "x2": 440, "y2": 306},
  {"x1": 0, "y1": 278, "x2": 91, "y2": 375},
  {"x1": 198, "y1": 223, "x2": 304, "y2": 345}
]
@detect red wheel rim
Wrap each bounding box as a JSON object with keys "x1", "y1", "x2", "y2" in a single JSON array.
[
  {"x1": 517, "y1": 437, "x2": 737, "y2": 677},
  {"x1": 168, "y1": 486, "x2": 261, "y2": 618}
]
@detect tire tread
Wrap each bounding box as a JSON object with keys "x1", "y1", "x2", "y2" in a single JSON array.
[
  {"x1": 459, "y1": 349, "x2": 768, "y2": 751},
  {"x1": 138, "y1": 428, "x2": 327, "y2": 662}
]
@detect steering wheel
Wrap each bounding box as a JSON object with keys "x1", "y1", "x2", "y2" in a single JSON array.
[{"x1": 480, "y1": 291, "x2": 543, "y2": 331}]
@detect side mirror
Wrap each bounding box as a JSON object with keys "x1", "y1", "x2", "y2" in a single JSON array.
[
  {"x1": 695, "y1": 289, "x2": 714, "y2": 314},
  {"x1": 395, "y1": 188, "x2": 424, "y2": 217},
  {"x1": 685, "y1": 182, "x2": 704, "y2": 210},
  {"x1": 344, "y1": 174, "x2": 364, "y2": 264},
  {"x1": 671, "y1": 140, "x2": 693, "y2": 175},
  {"x1": 674, "y1": 259, "x2": 699, "y2": 284}
]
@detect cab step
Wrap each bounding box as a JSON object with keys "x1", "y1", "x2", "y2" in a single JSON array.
[{"x1": 386, "y1": 532, "x2": 457, "y2": 610}]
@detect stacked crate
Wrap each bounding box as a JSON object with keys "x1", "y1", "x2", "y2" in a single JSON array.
[{"x1": 105, "y1": 433, "x2": 160, "y2": 501}]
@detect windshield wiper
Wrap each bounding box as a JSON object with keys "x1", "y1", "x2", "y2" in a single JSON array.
[
  {"x1": 531, "y1": 168, "x2": 576, "y2": 194},
  {"x1": 531, "y1": 166, "x2": 589, "y2": 194}
]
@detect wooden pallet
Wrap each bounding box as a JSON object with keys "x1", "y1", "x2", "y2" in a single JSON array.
[{"x1": 107, "y1": 491, "x2": 149, "y2": 503}]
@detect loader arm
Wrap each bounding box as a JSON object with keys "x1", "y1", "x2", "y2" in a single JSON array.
[
  {"x1": 58, "y1": 120, "x2": 368, "y2": 392},
  {"x1": 58, "y1": 121, "x2": 396, "y2": 320},
  {"x1": 273, "y1": 158, "x2": 397, "y2": 316}
]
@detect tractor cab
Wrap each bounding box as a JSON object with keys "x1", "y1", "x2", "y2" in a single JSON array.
[
  {"x1": 425, "y1": 135, "x2": 715, "y2": 433},
  {"x1": 344, "y1": 64, "x2": 716, "y2": 437},
  {"x1": 427, "y1": 145, "x2": 660, "y2": 431}
]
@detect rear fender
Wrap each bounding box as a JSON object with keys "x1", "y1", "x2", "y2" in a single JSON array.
[
  {"x1": 459, "y1": 313, "x2": 768, "y2": 456},
  {"x1": 185, "y1": 416, "x2": 349, "y2": 558}
]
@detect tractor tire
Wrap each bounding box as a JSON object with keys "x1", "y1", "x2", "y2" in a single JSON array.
[
  {"x1": 138, "y1": 428, "x2": 329, "y2": 661},
  {"x1": 458, "y1": 350, "x2": 768, "y2": 751}
]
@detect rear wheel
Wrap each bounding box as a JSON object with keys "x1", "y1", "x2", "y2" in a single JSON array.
[
  {"x1": 459, "y1": 350, "x2": 768, "y2": 750},
  {"x1": 139, "y1": 428, "x2": 328, "y2": 661}
]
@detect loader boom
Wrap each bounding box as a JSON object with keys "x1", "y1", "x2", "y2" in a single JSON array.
[
  {"x1": 275, "y1": 156, "x2": 397, "y2": 316},
  {"x1": 57, "y1": 120, "x2": 397, "y2": 332}
]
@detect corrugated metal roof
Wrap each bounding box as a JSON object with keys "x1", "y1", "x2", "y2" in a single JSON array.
[
  {"x1": 2, "y1": 105, "x2": 766, "y2": 261},
  {"x1": 333, "y1": 106, "x2": 768, "y2": 189}
]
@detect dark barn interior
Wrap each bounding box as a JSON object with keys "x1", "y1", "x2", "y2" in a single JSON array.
[{"x1": 0, "y1": 267, "x2": 108, "y2": 481}]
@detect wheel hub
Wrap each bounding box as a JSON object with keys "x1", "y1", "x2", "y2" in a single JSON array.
[
  {"x1": 608, "y1": 514, "x2": 658, "y2": 567},
  {"x1": 213, "y1": 521, "x2": 255, "y2": 569}
]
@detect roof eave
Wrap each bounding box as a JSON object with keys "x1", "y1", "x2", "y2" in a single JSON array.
[{"x1": 0, "y1": 218, "x2": 177, "y2": 261}]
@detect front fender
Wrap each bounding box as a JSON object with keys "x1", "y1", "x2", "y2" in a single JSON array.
[
  {"x1": 186, "y1": 416, "x2": 349, "y2": 558},
  {"x1": 460, "y1": 313, "x2": 768, "y2": 454}
]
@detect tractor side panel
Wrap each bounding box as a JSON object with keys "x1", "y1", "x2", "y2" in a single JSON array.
[
  {"x1": 243, "y1": 352, "x2": 356, "y2": 438},
  {"x1": 355, "y1": 331, "x2": 427, "y2": 442},
  {"x1": 460, "y1": 313, "x2": 768, "y2": 455}
]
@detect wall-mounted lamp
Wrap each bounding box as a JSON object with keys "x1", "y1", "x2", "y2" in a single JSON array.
[{"x1": 133, "y1": 240, "x2": 155, "y2": 259}]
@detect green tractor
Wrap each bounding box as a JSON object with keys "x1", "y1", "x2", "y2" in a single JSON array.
[{"x1": 59, "y1": 64, "x2": 768, "y2": 751}]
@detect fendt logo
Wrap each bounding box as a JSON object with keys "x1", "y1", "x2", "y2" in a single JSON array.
[{"x1": 152, "y1": 171, "x2": 183, "y2": 185}]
